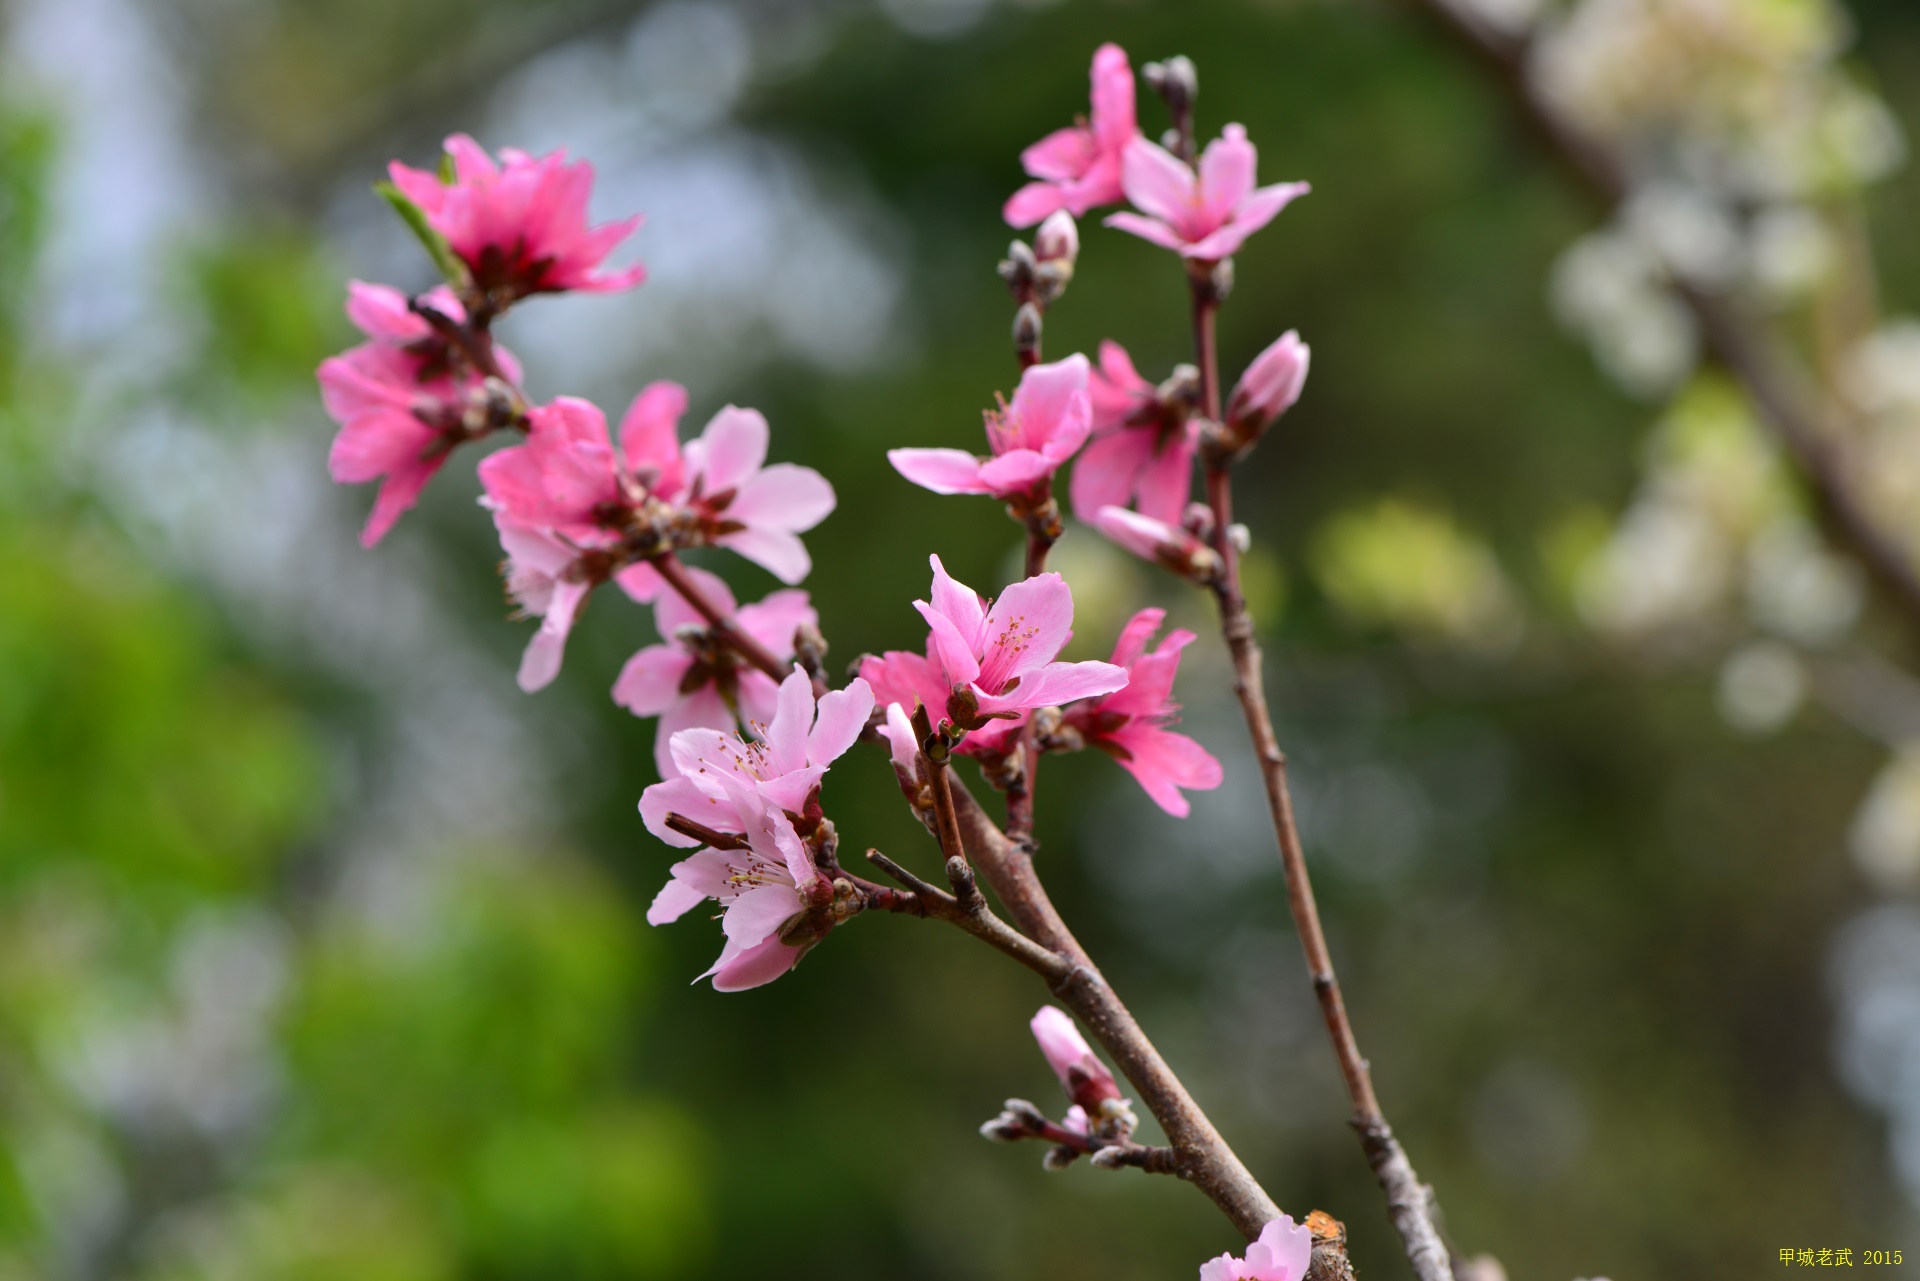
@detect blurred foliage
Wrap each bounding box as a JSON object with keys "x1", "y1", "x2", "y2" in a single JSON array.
[{"x1": 3, "y1": 2, "x2": 1920, "y2": 1281}]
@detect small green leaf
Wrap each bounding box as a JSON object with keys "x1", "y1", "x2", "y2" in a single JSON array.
[
  {"x1": 373, "y1": 179, "x2": 470, "y2": 293},
  {"x1": 438, "y1": 150, "x2": 456, "y2": 184}
]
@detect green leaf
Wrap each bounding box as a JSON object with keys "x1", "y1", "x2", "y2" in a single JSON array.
[
  {"x1": 373, "y1": 179, "x2": 470, "y2": 293},
  {"x1": 438, "y1": 149, "x2": 456, "y2": 184}
]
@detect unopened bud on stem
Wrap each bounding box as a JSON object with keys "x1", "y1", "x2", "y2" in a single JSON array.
[
  {"x1": 1012, "y1": 302, "x2": 1043, "y2": 365},
  {"x1": 1217, "y1": 330, "x2": 1309, "y2": 463}
]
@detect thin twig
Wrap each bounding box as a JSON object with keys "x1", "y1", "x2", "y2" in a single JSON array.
[
  {"x1": 663, "y1": 813, "x2": 748, "y2": 850},
  {"x1": 1193, "y1": 268, "x2": 1454, "y2": 1278},
  {"x1": 648, "y1": 553, "x2": 826, "y2": 694}
]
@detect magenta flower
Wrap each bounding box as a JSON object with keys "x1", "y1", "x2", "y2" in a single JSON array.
[
  {"x1": 1198, "y1": 1218, "x2": 1315, "y2": 1281},
  {"x1": 1106, "y1": 125, "x2": 1309, "y2": 261},
  {"x1": 645, "y1": 785, "x2": 822, "y2": 992},
  {"x1": 889, "y1": 355, "x2": 1093, "y2": 509},
  {"x1": 1226, "y1": 330, "x2": 1310, "y2": 438},
  {"x1": 388, "y1": 134, "x2": 644, "y2": 299},
  {"x1": 613, "y1": 565, "x2": 817, "y2": 776},
  {"x1": 478, "y1": 384, "x2": 835, "y2": 585},
  {"x1": 1004, "y1": 44, "x2": 1138, "y2": 228},
  {"x1": 1030, "y1": 1006, "x2": 1124, "y2": 1116},
  {"x1": 912, "y1": 555, "x2": 1127, "y2": 725},
  {"x1": 860, "y1": 645, "x2": 1026, "y2": 761},
  {"x1": 641, "y1": 665, "x2": 874, "y2": 842},
  {"x1": 1064, "y1": 609, "x2": 1222, "y2": 816},
  {"x1": 318, "y1": 281, "x2": 522, "y2": 547},
  {"x1": 1069, "y1": 341, "x2": 1196, "y2": 526},
  {"x1": 493, "y1": 513, "x2": 598, "y2": 693}
]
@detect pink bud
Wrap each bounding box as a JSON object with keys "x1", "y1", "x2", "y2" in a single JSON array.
[
  {"x1": 1093, "y1": 506, "x2": 1222, "y2": 584},
  {"x1": 1030, "y1": 1007, "x2": 1121, "y2": 1111},
  {"x1": 1225, "y1": 330, "x2": 1309, "y2": 440},
  {"x1": 1034, "y1": 210, "x2": 1079, "y2": 266}
]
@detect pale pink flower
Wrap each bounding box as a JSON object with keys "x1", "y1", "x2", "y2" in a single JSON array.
[
  {"x1": 641, "y1": 666, "x2": 874, "y2": 843},
  {"x1": 388, "y1": 134, "x2": 644, "y2": 298},
  {"x1": 911, "y1": 555, "x2": 1127, "y2": 723},
  {"x1": 1005, "y1": 44, "x2": 1138, "y2": 227},
  {"x1": 1105, "y1": 125, "x2": 1309, "y2": 261},
  {"x1": 1064, "y1": 609, "x2": 1222, "y2": 816},
  {"x1": 613, "y1": 567, "x2": 817, "y2": 776},
  {"x1": 1198, "y1": 1218, "x2": 1315, "y2": 1281},
  {"x1": 1030, "y1": 1007, "x2": 1123, "y2": 1114},
  {"x1": 859, "y1": 646, "x2": 1026, "y2": 761},
  {"x1": 889, "y1": 355, "x2": 1093, "y2": 508},
  {"x1": 318, "y1": 281, "x2": 522, "y2": 547},
  {"x1": 478, "y1": 384, "x2": 835, "y2": 585},
  {"x1": 645, "y1": 785, "x2": 823, "y2": 992},
  {"x1": 1226, "y1": 330, "x2": 1310, "y2": 437},
  {"x1": 1069, "y1": 340, "x2": 1195, "y2": 525},
  {"x1": 493, "y1": 512, "x2": 598, "y2": 693}
]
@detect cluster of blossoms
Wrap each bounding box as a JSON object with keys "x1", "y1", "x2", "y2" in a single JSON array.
[{"x1": 317, "y1": 40, "x2": 1328, "y2": 1281}]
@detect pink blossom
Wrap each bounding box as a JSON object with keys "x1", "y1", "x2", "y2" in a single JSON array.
[
  {"x1": 493, "y1": 512, "x2": 599, "y2": 693},
  {"x1": 641, "y1": 666, "x2": 874, "y2": 843},
  {"x1": 1198, "y1": 1218, "x2": 1315, "y2": 1281},
  {"x1": 1064, "y1": 609, "x2": 1222, "y2": 816},
  {"x1": 889, "y1": 355, "x2": 1093, "y2": 509},
  {"x1": 614, "y1": 568, "x2": 817, "y2": 776},
  {"x1": 1005, "y1": 44, "x2": 1138, "y2": 227},
  {"x1": 318, "y1": 281, "x2": 522, "y2": 547},
  {"x1": 478, "y1": 384, "x2": 835, "y2": 585},
  {"x1": 1226, "y1": 330, "x2": 1310, "y2": 438},
  {"x1": 1030, "y1": 1007, "x2": 1123, "y2": 1114},
  {"x1": 388, "y1": 134, "x2": 644, "y2": 298},
  {"x1": 1069, "y1": 340, "x2": 1196, "y2": 525},
  {"x1": 1105, "y1": 125, "x2": 1309, "y2": 261},
  {"x1": 859, "y1": 645, "x2": 1026, "y2": 761},
  {"x1": 911, "y1": 555, "x2": 1127, "y2": 724},
  {"x1": 645, "y1": 784, "x2": 822, "y2": 992},
  {"x1": 1091, "y1": 506, "x2": 1219, "y2": 581}
]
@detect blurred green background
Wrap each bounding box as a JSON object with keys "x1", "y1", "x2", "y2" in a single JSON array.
[{"x1": 4, "y1": 0, "x2": 1920, "y2": 1277}]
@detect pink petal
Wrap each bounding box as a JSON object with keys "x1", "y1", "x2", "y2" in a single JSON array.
[
  {"x1": 1009, "y1": 353, "x2": 1090, "y2": 447},
  {"x1": 1069, "y1": 429, "x2": 1154, "y2": 523},
  {"x1": 344, "y1": 281, "x2": 430, "y2": 343},
  {"x1": 327, "y1": 407, "x2": 435, "y2": 484},
  {"x1": 881, "y1": 702, "x2": 920, "y2": 779},
  {"x1": 654, "y1": 564, "x2": 736, "y2": 638},
  {"x1": 614, "y1": 561, "x2": 666, "y2": 603},
  {"x1": 611, "y1": 643, "x2": 695, "y2": 718},
  {"x1": 976, "y1": 449, "x2": 1057, "y2": 496},
  {"x1": 916, "y1": 601, "x2": 982, "y2": 689},
  {"x1": 1199, "y1": 1256, "x2": 1242, "y2": 1281},
  {"x1": 1104, "y1": 630, "x2": 1195, "y2": 717},
  {"x1": 979, "y1": 571, "x2": 1076, "y2": 684},
  {"x1": 1103, "y1": 211, "x2": 1195, "y2": 254},
  {"x1": 927, "y1": 554, "x2": 987, "y2": 651},
  {"x1": 763, "y1": 666, "x2": 816, "y2": 775},
  {"x1": 889, "y1": 448, "x2": 990, "y2": 495},
  {"x1": 1197, "y1": 124, "x2": 1258, "y2": 227},
  {"x1": 809, "y1": 678, "x2": 874, "y2": 768},
  {"x1": 444, "y1": 133, "x2": 498, "y2": 182},
  {"x1": 723, "y1": 883, "x2": 804, "y2": 947},
  {"x1": 1093, "y1": 505, "x2": 1179, "y2": 562},
  {"x1": 1134, "y1": 426, "x2": 1196, "y2": 524},
  {"x1": 706, "y1": 935, "x2": 804, "y2": 992},
  {"x1": 1021, "y1": 125, "x2": 1097, "y2": 184},
  {"x1": 1185, "y1": 182, "x2": 1310, "y2": 261},
  {"x1": 1247, "y1": 1217, "x2": 1314, "y2": 1281},
  {"x1": 652, "y1": 685, "x2": 735, "y2": 779},
  {"x1": 640, "y1": 776, "x2": 730, "y2": 847},
  {"x1": 517, "y1": 578, "x2": 588, "y2": 692},
  {"x1": 859, "y1": 649, "x2": 941, "y2": 714},
  {"x1": 1088, "y1": 43, "x2": 1137, "y2": 149},
  {"x1": 1004, "y1": 181, "x2": 1070, "y2": 229},
  {"x1": 361, "y1": 460, "x2": 440, "y2": 547},
  {"x1": 757, "y1": 767, "x2": 825, "y2": 817},
  {"x1": 1111, "y1": 724, "x2": 1222, "y2": 818},
  {"x1": 1109, "y1": 608, "x2": 1167, "y2": 670},
  {"x1": 727, "y1": 463, "x2": 836, "y2": 533},
  {"x1": 648, "y1": 875, "x2": 709, "y2": 926},
  {"x1": 736, "y1": 589, "x2": 815, "y2": 659},
  {"x1": 978, "y1": 659, "x2": 1128, "y2": 713},
  {"x1": 1118, "y1": 136, "x2": 1197, "y2": 225},
  {"x1": 736, "y1": 669, "x2": 783, "y2": 729},
  {"x1": 618, "y1": 380, "x2": 688, "y2": 490},
  {"x1": 715, "y1": 527, "x2": 812, "y2": 585},
  {"x1": 689, "y1": 406, "x2": 769, "y2": 495}
]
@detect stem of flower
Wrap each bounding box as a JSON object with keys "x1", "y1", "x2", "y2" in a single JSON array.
[
  {"x1": 647, "y1": 553, "x2": 826, "y2": 697},
  {"x1": 1191, "y1": 271, "x2": 1456, "y2": 1279}
]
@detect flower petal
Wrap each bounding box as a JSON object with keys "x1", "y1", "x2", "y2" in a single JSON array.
[
  {"x1": 611, "y1": 643, "x2": 695, "y2": 718},
  {"x1": 1103, "y1": 211, "x2": 1193, "y2": 254},
  {"x1": 809, "y1": 678, "x2": 875, "y2": 768},
  {"x1": 1197, "y1": 123, "x2": 1258, "y2": 226},
  {"x1": 723, "y1": 882, "x2": 804, "y2": 947},
  {"x1": 1118, "y1": 136, "x2": 1196, "y2": 225},
  {"x1": 889, "y1": 448, "x2": 990, "y2": 495},
  {"x1": 727, "y1": 463, "x2": 836, "y2": 533},
  {"x1": 763, "y1": 666, "x2": 816, "y2": 775},
  {"x1": 707, "y1": 935, "x2": 805, "y2": 991},
  {"x1": 689, "y1": 405, "x2": 769, "y2": 494},
  {"x1": 736, "y1": 589, "x2": 815, "y2": 659},
  {"x1": 716, "y1": 527, "x2": 811, "y2": 584}
]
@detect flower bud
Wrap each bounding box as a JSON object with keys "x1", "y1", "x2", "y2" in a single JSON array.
[
  {"x1": 1030, "y1": 1007, "x2": 1123, "y2": 1115},
  {"x1": 1012, "y1": 302, "x2": 1044, "y2": 362},
  {"x1": 1093, "y1": 506, "x2": 1223, "y2": 585},
  {"x1": 1034, "y1": 210, "x2": 1078, "y2": 267},
  {"x1": 1222, "y1": 330, "x2": 1309, "y2": 458},
  {"x1": 1142, "y1": 55, "x2": 1198, "y2": 119}
]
